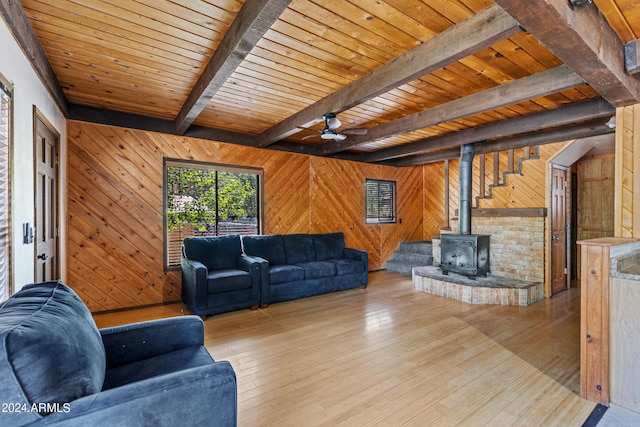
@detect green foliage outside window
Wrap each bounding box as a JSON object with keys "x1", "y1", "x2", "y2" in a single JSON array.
[
  {"x1": 166, "y1": 164, "x2": 259, "y2": 232},
  {"x1": 164, "y1": 161, "x2": 262, "y2": 268}
]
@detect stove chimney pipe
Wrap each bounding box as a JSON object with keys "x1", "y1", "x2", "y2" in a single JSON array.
[{"x1": 459, "y1": 144, "x2": 474, "y2": 235}]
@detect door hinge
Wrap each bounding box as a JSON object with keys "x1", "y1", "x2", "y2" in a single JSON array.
[{"x1": 564, "y1": 267, "x2": 568, "y2": 275}]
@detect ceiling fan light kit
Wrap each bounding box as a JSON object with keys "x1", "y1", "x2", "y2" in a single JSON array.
[
  {"x1": 569, "y1": 0, "x2": 592, "y2": 8},
  {"x1": 324, "y1": 113, "x2": 342, "y2": 130},
  {"x1": 321, "y1": 113, "x2": 345, "y2": 141}
]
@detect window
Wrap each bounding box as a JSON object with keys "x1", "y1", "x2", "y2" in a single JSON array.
[
  {"x1": 0, "y1": 77, "x2": 12, "y2": 302},
  {"x1": 365, "y1": 179, "x2": 396, "y2": 224},
  {"x1": 164, "y1": 159, "x2": 262, "y2": 268}
]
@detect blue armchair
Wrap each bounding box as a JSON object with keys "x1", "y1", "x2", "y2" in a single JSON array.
[
  {"x1": 0, "y1": 280, "x2": 237, "y2": 426},
  {"x1": 181, "y1": 235, "x2": 263, "y2": 317}
]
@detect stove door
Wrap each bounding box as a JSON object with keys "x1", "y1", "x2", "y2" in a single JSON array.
[{"x1": 454, "y1": 239, "x2": 476, "y2": 270}]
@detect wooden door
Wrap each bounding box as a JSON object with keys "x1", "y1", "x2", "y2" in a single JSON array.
[
  {"x1": 35, "y1": 115, "x2": 59, "y2": 282},
  {"x1": 551, "y1": 166, "x2": 567, "y2": 295}
]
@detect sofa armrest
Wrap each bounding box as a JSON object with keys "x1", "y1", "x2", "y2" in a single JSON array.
[
  {"x1": 242, "y1": 255, "x2": 269, "y2": 305},
  {"x1": 238, "y1": 253, "x2": 265, "y2": 273},
  {"x1": 30, "y1": 362, "x2": 237, "y2": 427},
  {"x1": 182, "y1": 258, "x2": 207, "y2": 281},
  {"x1": 343, "y1": 247, "x2": 369, "y2": 271},
  {"x1": 100, "y1": 316, "x2": 204, "y2": 369},
  {"x1": 240, "y1": 254, "x2": 267, "y2": 307},
  {"x1": 181, "y1": 257, "x2": 208, "y2": 314}
]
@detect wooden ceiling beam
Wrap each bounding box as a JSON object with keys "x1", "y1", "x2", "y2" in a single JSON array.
[
  {"x1": 387, "y1": 119, "x2": 614, "y2": 166},
  {"x1": 69, "y1": 104, "x2": 257, "y2": 147},
  {"x1": 321, "y1": 65, "x2": 585, "y2": 155},
  {"x1": 494, "y1": 0, "x2": 640, "y2": 106},
  {"x1": 255, "y1": 4, "x2": 522, "y2": 147},
  {"x1": 70, "y1": 103, "x2": 325, "y2": 156},
  {"x1": 0, "y1": 0, "x2": 68, "y2": 116},
  {"x1": 174, "y1": 0, "x2": 293, "y2": 135},
  {"x1": 363, "y1": 98, "x2": 614, "y2": 162}
]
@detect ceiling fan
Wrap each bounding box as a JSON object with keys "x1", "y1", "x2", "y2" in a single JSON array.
[{"x1": 301, "y1": 113, "x2": 367, "y2": 142}]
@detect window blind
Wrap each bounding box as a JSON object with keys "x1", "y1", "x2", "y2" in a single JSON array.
[
  {"x1": 365, "y1": 179, "x2": 396, "y2": 224},
  {"x1": 0, "y1": 84, "x2": 11, "y2": 302}
]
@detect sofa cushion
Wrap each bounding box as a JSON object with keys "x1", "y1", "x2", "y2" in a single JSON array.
[
  {"x1": 183, "y1": 235, "x2": 241, "y2": 271},
  {"x1": 283, "y1": 234, "x2": 316, "y2": 264},
  {"x1": 0, "y1": 281, "x2": 106, "y2": 408},
  {"x1": 296, "y1": 261, "x2": 337, "y2": 279},
  {"x1": 269, "y1": 264, "x2": 305, "y2": 285},
  {"x1": 103, "y1": 345, "x2": 214, "y2": 391},
  {"x1": 313, "y1": 232, "x2": 345, "y2": 261},
  {"x1": 207, "y1": 270, "x2": 252, "y2": 293},
  {"x1": 242, "y1": 234, "x2": 286, "y2": 265},
  {"x1": 331, "y1": 259, "x2": 366, "y2": 275}
]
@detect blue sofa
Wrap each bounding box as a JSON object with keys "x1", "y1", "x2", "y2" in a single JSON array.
[
  {"x1": 242, "y1": 232, "x2": 368, "y2": 306},
  {"x1": 0, "y1": 281, "x2": 237, "y2": 427},
  {"x1": 181, "y1": 234, "x2": 262, "y2": 317}
]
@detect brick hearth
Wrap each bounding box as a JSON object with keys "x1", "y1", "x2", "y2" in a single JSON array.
[{"x1": 412, "y1": 266, "x2": 544, "y2": 306}]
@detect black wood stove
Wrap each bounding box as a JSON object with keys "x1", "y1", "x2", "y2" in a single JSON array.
[
  {"x1": 440, "y1": 144, "x2": 490, "y2": 278},
  {"x1": 440, "y1": 234, "x2": 490, "y2": 277}
]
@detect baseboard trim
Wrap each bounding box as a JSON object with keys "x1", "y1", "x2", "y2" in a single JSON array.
[{"x1": 91, "y1": 300, "x2": 184, "y2": 316}]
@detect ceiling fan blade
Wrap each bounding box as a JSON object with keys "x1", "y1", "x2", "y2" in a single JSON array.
[
  {"x1": 342, "y1": 127, "x2": 368, "y2": 135},
  {"x1": 301, "y1": 114, "x2": 362, "y2": 142}
]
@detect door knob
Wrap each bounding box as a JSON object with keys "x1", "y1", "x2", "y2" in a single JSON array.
[{"x1": 37, "y1": 253, "x2": 48, "y2": 260}]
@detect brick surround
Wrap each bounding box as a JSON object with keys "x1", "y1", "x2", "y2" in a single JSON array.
[
  {"x1": 448, "y1": 214, "x2": 546, "y2": 282},
  {"x1": 417, "y1": 210, "x2": 546, "y2": 305}
]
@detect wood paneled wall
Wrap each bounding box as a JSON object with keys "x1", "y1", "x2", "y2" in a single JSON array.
[
  {"x1": 422, "y1": 160, "x2": 446, "y2": 240},
  {"x1": 615, "y1": 104, "x2": 640, "y2": 238},
  {"x1": 67, "y1": 119, "x2": 571, "y2": 312},
  {"x1": 578, "y1": 153, "x2": 615, "y2": 241},
  {"x1": 67, "y1": 121, "x2": 424, "y2": 312}
]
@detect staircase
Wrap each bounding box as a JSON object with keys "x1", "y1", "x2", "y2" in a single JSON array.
[
  {"x1": 474, "y1": 146, "x2": 540, "y2": 208},
  {"x1": 386, "y1": 241, "x2": 434, "y2": 276}
]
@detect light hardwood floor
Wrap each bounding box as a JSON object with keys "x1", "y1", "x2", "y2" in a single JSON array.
[{"x1": 94, "y1": 271, "x2": 595, "y2": 426}]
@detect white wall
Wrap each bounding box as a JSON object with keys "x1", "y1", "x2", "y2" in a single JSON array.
[{"x1": 0, "y1": 17, "x2": 67, "y2": 292}]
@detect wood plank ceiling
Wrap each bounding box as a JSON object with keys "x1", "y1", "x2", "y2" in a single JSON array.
[{"x1": 6, "y1": 0, "x2": 640, "y2": 165}]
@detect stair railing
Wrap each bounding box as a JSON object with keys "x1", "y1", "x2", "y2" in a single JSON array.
[{"x1": 473, "y1": 146, "x2": 539, "y2": 208}]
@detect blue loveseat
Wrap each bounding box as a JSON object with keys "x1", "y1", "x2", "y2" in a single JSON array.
[
  {"x1": 0, "y1": 281, "x2": 237, "y2": 426},
  {"x1": 242, "y1": 232, "x2": 368, "y2": 306}
]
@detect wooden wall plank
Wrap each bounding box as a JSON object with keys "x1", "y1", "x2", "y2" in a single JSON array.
[
  {"x1": 614, "y1": 104, "x2": 640, "y2": 238},
  {"x1": 310, "y1": 158, "x2": 381, "y2": 267},
  {"x1": 578, "y1": 154, "x2": 615, "y2": 240},
  {"x1": 610, "y1": 276, "x2": 640, "y2": 412},
  {"x1": 67, "y1": 120, "x2": 424, "y2": 312},
  {"x1": 423, "y1": 161, "x2": 447, "y2": 238}
]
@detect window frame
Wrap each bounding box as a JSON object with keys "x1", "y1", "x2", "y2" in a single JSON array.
[
  {"x1": 0, "y1": 74, "x2": 13, "y2": 301},
  {"x1": 365, "y1": 178, "x2": 397, "y2": 224},
  {"x1": 163, "y1": 158, "x2": 264, "y2": 270}
]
